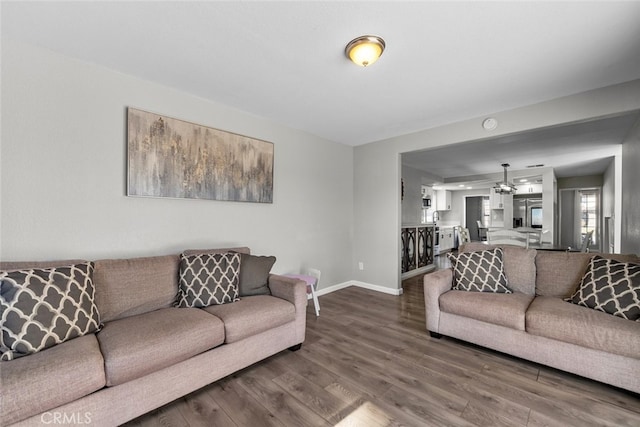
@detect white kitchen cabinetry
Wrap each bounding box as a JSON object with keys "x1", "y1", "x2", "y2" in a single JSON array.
[
  {"x1": 518, "y1": 183, "x2": 543, "y2": 194},
  {"x1": 438, "y1": 227, "x2": 455, "y2": 252},
  {"x1": 490, "y1": 190, "x2": 513, "y2": 228},
  {"x1": 435, "y1": 190, "x2": 452, "y2": 211},
  {"x1": 490, "y1": 190, "x2": 513, "y2": 210}
]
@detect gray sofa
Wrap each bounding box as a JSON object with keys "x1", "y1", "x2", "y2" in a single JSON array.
[
  {"x1": 1, "y1": 247, "x2": 307, "y2": 426},
  {"x1": 424, "y1": 242, "x2": 640, "y2": 393}
]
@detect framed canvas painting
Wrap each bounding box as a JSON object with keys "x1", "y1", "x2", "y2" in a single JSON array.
[{"x1": 127, "y1": 107, "x2": 273, "y2": 203}]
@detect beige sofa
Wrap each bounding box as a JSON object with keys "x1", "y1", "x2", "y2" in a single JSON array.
[
  {"x1": 1, "y1": 247, "x2": 307, "y2": 426},
  {"x1": 424, "y1": 243, "x2": 640, "y2": 393}
]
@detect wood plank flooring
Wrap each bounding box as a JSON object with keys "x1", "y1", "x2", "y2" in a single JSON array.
[{"x1": 125, "y1": 272, "x2": 639, "y2": 427}]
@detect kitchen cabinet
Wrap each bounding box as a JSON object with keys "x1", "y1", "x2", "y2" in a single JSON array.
[
  {"x1": 435, "y1": 190, "x2": 452, "y2": 211},
  {"x1": 421, "y1": 185, "x2": 433, "y2": 198},
  {"x1": 438, "y1": 227, "x2": 455, "y2": 252},
  {"x1": 490, "y1": 190, "x2": 512, "y2": 209},
  {"x1": 518, "y1": 183, "x2": 543, "y2": 194},
  {"x1": 490, "y1": 190, "x2": 514, "y2": 228}
]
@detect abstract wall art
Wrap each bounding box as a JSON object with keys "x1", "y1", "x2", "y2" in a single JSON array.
[{"x1": 127, "y1": 108, "x2": 274, "y2": 203}]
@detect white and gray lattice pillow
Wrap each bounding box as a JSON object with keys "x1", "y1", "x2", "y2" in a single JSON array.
[
  {"x1": 176, "y1": 252, "x2": 241, "y2": 308},
  {"x1": 0, "y1": 263, "x2": 102, "y2": 361},
  {"x1": 448, "y1": 248, "x2": 511, "y2": 293},
  {"x1": 567, "y1": 255, "x2": 640, "y2": 321}
]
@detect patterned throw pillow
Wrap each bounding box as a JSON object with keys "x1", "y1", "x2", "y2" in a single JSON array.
[
  {"x1": 567, "y1": 255, "x2": 640, "y2": 321},
  {"x1": 176, "y1": 252, "x2": 241, "y2": 308},
  {"x1": 0, "y1": 263, "x2": 102, "y2": 361},
  {"x1": 447, "y1": 248, "x2": 511, "y2": 293}
]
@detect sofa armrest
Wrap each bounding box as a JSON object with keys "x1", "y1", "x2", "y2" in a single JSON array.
[
  {"x1": 268, "y1": 274, "x2": 307, "y2": 306},
  {"x1": 268, "y1": 274, "x2": 308, "y2": 344},
  {"x1": 423, "y1": 269, "x2": 453, "y2": 334}
]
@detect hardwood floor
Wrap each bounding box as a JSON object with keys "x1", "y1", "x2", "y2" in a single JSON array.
[{"x1": 125, "y1": 274, "x2": 640, "y2": 427}]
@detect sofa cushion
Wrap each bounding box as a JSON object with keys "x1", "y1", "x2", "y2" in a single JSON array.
[
  {"x1": 0, "y1": 334, "x2": 105, "y2": 426},
  {"x1": 567, "y1": 255, "x2": 640, "y2": 321},
  {"x1": 0, "y1": 263, "x2": 101, "y2": 360},
  {"x1": 535, "y1": 251, "x2": 640, "y2": 298},
  {"x1": 176, "y1": 252, "x2": 241, "y2": 307},
  {"x1": 203, "y1": 295, "x2": 295, "y2": 343},
  {"x1": 460, "y1": 243, "x2": 536, "y2": 295},
  {"x1": 448, "y1": 248, "x2": 511, "y2": 293},
  {"x1": 501, "y1": 246, "x2": 537, "y2": 295},
  {"x1": 439, "y1": 290, "x2": 534, "y2": 331},
  {"x1": 97, "y1": 307, "x2": 224, "y2": 386},
  {"x1": 526, "y1": 296, "x2": 640, "y2": 359},
  {"x1": 94, "y1": 254, "x2": 179, "y2": 323},
  {"x1": 238, "y1": 253, "x2": 276, "y2": 296}
]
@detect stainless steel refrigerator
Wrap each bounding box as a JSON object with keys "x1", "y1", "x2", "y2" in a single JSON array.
[{"x1": 513, "y1": 197, "x2": 543, "y2": 228}]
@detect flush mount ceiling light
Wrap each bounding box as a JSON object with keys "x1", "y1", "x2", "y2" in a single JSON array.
[
  {"x1": 494, "y1": 163, "x2": 517, "y2": 194},
  {"x1": 345, "y1": 35, "x2": 385, "y2": 67}
]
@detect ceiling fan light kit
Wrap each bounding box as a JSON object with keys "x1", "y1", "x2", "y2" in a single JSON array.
[
  {"x1": 345, "y1": 35, "x2": 385, "y2": 67},
  {"x1": 494, "y1": 163, "x2": 517, "y2": 194}
]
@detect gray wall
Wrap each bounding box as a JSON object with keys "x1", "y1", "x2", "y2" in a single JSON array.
[
  {"x1": 354, "y1": 80, "x2": 640, "y2": 291},
  {"x1": 1, "y1": 41, "x2": 355, "y2": 289},
  {"x1": 557, "y1": 175, "x2": 603, "y2": 189},
  {"x1": 602, "y1": 160, "x2": 616, "y2": 223},
  {"x1": 401, "y1": 165, "x2": 424, "y2": 225},
  {"x1": 621, "y1": 117, "x2": 640, "y2": 254},
  {"x1": 601, "y1": 159, "x2": 618, "y2": 252}
]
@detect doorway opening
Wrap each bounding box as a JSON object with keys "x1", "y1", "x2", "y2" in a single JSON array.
[
  {"x1": 465, "y1": 196, "x2": 489, "y2": 241},
  {"x1": 559, "y1": 188, "x2": 601, "y2": 251}
]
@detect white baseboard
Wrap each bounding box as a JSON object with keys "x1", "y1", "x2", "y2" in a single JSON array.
[
  {"x1": 401, "y1": 264, "x2": 436, "y2": 280},
  {"x1": 315, "y1": 281, "x2": 352, "y2": 296},
  {"x1": 313, "y1": 280, "x2": 403, "y2": 297}
]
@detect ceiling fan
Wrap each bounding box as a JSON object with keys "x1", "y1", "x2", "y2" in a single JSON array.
[{"x1": 494, "y1": 163, "x2": 517, "y2": 194}]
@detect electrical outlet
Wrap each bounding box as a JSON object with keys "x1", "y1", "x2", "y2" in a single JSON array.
[{"x1": 358, "y1": 262, "x2": 364, "y2": 270}]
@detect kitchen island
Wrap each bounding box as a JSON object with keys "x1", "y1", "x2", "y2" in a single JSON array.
[{"x1": 401, "y1": 224, "x2": 436, "y2": 279}]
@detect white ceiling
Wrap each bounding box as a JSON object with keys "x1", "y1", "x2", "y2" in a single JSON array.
[
  {"x1": 402, "y1": 111, "x2": 640, "y2": 186},
  {"x1": 3, "y1": 1, "x2": 640, "y2": 147}
]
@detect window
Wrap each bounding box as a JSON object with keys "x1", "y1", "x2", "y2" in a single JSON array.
[
  {"x1": 580, "y1": 191, "x2": 598, "y2": 245},
  {"x1": 481, "y1": 196, "x2": 490, "y2": 226}
]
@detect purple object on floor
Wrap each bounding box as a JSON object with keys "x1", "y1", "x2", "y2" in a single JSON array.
[
  {"x1": 283, "y1": 274, "x2": 316, "y2": 289},
  {"x1": 283, "y1": 273, "x2": 320, "y2": 316}
]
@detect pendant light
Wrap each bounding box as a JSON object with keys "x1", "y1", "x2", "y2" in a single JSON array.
[{"x1": 494, "y1": 163, "x2": 517, "y2": 194}]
